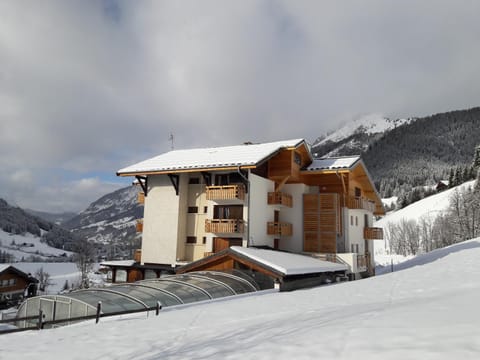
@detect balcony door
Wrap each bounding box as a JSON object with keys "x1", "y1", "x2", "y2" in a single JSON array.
[{"x1": 214, "y1": 205, "x2": 243, "y2": 220}]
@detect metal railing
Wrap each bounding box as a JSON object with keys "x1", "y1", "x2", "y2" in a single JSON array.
[{"x1": 0, "y1": 301, "x2": 162, "y2": 334}]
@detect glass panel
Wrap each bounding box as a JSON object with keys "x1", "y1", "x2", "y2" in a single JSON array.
[
  {"x1": 140, "y1": 280, "x2": 209, "y2": 304},
  {"x1": 192, "y1": 272, "x2": 255, "y2": 294},
  {"x1": 174, "y1": 275, "x2": 234, "y2": 298},
  {"x1": 68, "y1": 290, "x2": 145, "y2": 314}
]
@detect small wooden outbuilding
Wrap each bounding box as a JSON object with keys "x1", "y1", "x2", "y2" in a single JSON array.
[{"x1": 176, "y1": 246, "x2": 348, "y2": 291}]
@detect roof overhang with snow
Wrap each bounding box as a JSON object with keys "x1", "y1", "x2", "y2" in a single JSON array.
[
  {"x1": 117, "y1": 139, "x2": 310, "y2": 176},
  {"x1": 177, "y1": 247, "x2": 347, "y2": 279}
]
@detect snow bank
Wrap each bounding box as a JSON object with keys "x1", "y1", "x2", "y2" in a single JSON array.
[{"x1": 1, "y1": 239, "x2": 480, "y2": 359}]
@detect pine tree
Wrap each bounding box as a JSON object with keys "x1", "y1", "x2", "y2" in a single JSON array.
[
  {"x1": 448, "y1": 168, "x2": 454, "y2": 188},
  {"x1": 473, "y1": 144, "x2": 480, "y2": 170},
  {"x1": 454, "y1": 167, "x2": 462, "y2": 186},
  {"x1": 463, "y1": 167, "x2": 469, "y2": 182}
]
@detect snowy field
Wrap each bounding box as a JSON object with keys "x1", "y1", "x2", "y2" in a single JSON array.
[
  {"x1": 0, "y1": 229, "x2": 73, "y2": 261},
  {"x1": 374, "y1": 180, "x2": 476, "y2": 256},
  {"x1": 1, "y1": 238, "x2": 479, "y2": 359}
]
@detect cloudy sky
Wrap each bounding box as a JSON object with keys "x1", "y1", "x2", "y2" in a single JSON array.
[{"x1": 1, "y1": 1, "x2": 480, "y2": 213}]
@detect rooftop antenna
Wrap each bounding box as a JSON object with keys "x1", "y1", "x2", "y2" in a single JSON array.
[{"x1": 169, "y1": 133, "x2": 174, "y2": 150}]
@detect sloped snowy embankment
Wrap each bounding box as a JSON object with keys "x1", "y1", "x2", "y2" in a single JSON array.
[{"x1": 1, "y1": 239, "x2": 480, "y2": 359}]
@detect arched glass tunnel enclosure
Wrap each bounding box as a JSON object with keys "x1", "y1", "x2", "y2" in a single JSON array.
[{"x1": 15, "y1": 271, "x2": 259, "y2": 329}]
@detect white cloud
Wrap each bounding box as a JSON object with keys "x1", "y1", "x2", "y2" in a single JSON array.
[{"x1": 1, "y1": 1, "x2": 480, "y2": 211}]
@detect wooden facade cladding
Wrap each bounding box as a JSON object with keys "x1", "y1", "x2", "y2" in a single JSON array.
[
  {"x1": 364, "y1": 227, "x2": 384, "y2": 240},
  {"x1": 267, "y1": 222, "x2": 293, "y2": 236},
  {"x1": 267, "y1": 192, "x2": 293, "y2": 207},
  {"x1": 206, "y1": 184, "x2": 245, "y2": 200},
  {"x1": 136, "y1": 219, "x2": 143, "y2": 233},
  {"x1": 267, "y1": 145, "x2": 310, "y2": 184},
  {"x1": 137, "y1": 192, "x2": 145, "y2": 205},
  {"x1": 205, "y1": 219, "x2": 245, "y2": 234},
  {"x1": 134, "y1": 249, "x2": 142, "y2": 263},
  {"x1": 303, "y1": 193, "x2": 340, "y2": 253}
]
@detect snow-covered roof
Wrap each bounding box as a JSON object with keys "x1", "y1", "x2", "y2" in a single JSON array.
[
  {"x1": 118, "y1": 139, "x2": 306, "y2": 175},
  {"x1": 231, "y1": 247, "x2": 347, "y2": 275},
  {"x1": 0, "y1": 264, "x2": 10, "y2": 273},
  {"x1": 304, "y1": 156, "x2": 360, "y2": 171},
  {"x1": 100, "y1": 260, "x2": 136, "y2": 267}
]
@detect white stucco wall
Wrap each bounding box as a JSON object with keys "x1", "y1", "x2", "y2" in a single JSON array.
[
  {"x1": 280, "y1": 183, "x2": 312, "y2": 253},
  {"x1": 141, "y1": 175, "x2": 180, "y2": 266},
  {"x1": 175, "y1": 174, "x2": 189, "y2": 261},
  {"x1": 248, "y1": 173, "x2": 275, "y2": 247}
]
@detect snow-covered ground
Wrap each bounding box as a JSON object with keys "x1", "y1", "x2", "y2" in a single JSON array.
[
  {"x1": 0, "y1": 229, "x2": 73, "y2": 261},
  {"x1": 1, "y1": 238, "x2": 479, "y2": 359},
  {"x1": 374, "y1": 180, "x2": 476, "y2": 257}
]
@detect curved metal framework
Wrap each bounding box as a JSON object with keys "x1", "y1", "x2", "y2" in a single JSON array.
[{"x1": 15, "y1": 271, "x2": 259, "y2": 328}]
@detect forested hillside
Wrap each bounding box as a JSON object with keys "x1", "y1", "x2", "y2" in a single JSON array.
[
  {"x1": 364, "y1": 107, "x2": 480, "y2": 197},
  {"x1": 313, "y1": 107, "x2": 480, "y2": 200},
  {"x1": 0, "y1": 199, "x2": 78, "y2": 251}
]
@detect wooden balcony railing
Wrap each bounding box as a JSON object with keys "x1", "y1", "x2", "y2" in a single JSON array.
[
  {"x1": 344, "y1": 196, "x2": 376, "y2": 212},
  {"x1": 136, "y1": 219, "x2": 143, "y2": 233},
  {"x1": 134, "y1": 249, "x2": 142, "y2": 263},
  {"x1": 267, "y1": 222, "x2": 293, "y2": 236},
  {"x1": 205, "y1": 219, "x2": 245, "y2": 233},
  {"x1": 357, "y1": 254, "x2": 367, "y2": 269},
  {"x1": 206, "y1": 184, "x2": 245, "y2": 201},
  {"x1": 364, "y1": 227, "x2": 384, "y2": 240},
  {"x1": 267, "y1": 192, "x2": 293, "y2": 207},
  {"x1": 137, "y1": 192, "x2": 145, "y2": 205}
]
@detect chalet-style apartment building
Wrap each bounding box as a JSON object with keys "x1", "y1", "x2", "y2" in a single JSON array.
[{"x1": 115, "y1": 139, "x2": 384, "y2": 282}]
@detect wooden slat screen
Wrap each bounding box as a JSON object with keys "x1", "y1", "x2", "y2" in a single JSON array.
[{"x1": 303, "y1": 193, "x2": 339, "y2": 253}]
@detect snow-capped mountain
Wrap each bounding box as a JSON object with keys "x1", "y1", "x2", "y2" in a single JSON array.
[
  {"x1": 312, "y1": 114, "x2": 412, "y2": 157},
  {"x1": 63, "y1": 186, "x2": 143, "y2": 256}
]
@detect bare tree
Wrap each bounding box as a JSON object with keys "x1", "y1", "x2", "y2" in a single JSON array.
[
  {"x1": 35, "y1": 267, "x2": 53, "y2": 294},
  {"x1": 72, "y1": 239, "x2": 96, "y2": 289}
]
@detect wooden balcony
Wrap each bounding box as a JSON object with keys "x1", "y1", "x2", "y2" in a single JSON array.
[
  {"x1": 267, "y1": 222, "x2": 293, "y2": 236},
  {"x1": 357, "y1": 254, "x2": 367, "y2": 269},
  {"x1": 205, "y1": 219, "x2": 245, "y2": 233},
  {"x1": 364, "y1": 227, "x2": 384, "y2": 240},
  {"x1": 137, "y1": 192, "x2": 145, "y2": 205},
  {"x1": 345, "y1": 196, "x2": 376, "y2": 212},
  {"x1": 268, "y1": 192, "x2": 293, "y2": 207},
  {"x1": 134, "y1": 249, "x2": 142, "y2": 263},
  {"x1": 136, "y1": 219, "x2": 143, "y2": 233},
  {"x1": 206, "y1": 184, "x2": 245, "y2": 201}
]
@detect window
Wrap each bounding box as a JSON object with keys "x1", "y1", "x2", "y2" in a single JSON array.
[
  {"x1": 202, "y1": 237, "x2": 207, "y2": 244},
  {"x1": 186, "y1": 236, "x2": 197, "y2": 244},
  {"x1": 355, "y1": 187, "x2": 361, "y2": 198},
  {"x1": 350, "y1": 216, "x2": 353, "y2": 226},
  {"x1": 116, "y1": 270, "x2": 127, "y2": 283},
  {"x1": 294, "y1": 152, "x2": 302, "y2": 166},
  {"x1": 188, "y1": 206, "x2": 198, "y2": 214},
  {"x1": 189, "y1": 177, "x2": 200, "y2": 184},
  {"x1": 214, "y1": 205, "x2": 243, "y2": 219},
  {"x1": 9, "y1": 279, "x2": 16, "y2": 286},
  {"x1": 204, "y1": 206, "x2": 208, "y2": 214},
  {"x1": 355, "y1": 216, "x2": 358, "y2": 226}
]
